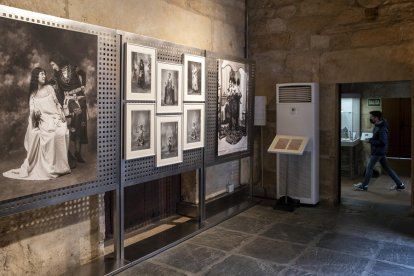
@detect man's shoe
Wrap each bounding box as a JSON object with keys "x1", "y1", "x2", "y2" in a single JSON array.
[
  {"x1": 75, "y1": 151, "x2": 86, "y2": 163},
  {"x1": 353, "y1": 183, "x2": 368, "y2": 191},
  {"x1": 389, "y1": 183, "x2": 405, "y2": 191},
  {"x1": 68, "y1": 152, "x2": 77, "y2": 169}
]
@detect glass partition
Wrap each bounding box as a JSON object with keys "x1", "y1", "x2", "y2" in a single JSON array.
[{"x1": 341, "y1": 96, "x2": 361, "y2": 142}]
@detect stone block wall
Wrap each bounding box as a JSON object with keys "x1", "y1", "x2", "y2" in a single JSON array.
[
  {"x1": 0, "y1": 0, "x2": 246, "y2": 274},
  {"x1": 0, "y1": 196, "x2": 104, "y2": 276},
  {"x1": 248, "y1": 0, "x2": 414, "y2": 206}
]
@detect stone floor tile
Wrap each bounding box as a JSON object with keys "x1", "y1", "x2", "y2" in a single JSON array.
[
  {"x1": 334, "y1": 212, "x2": 402, "y2": 243},
  {"x1": 260, "y1": 223, "x2": 321, "y2": 244},
  {"x1": 336, "y1": 211, "x2": 391, "y2": 231},
  {"x1": 204, "y1": 255, "x2": 284, "y2": 276},
  {"x1": 377, "y1": 242, "x2": 414, "y2": 267},
  {"x1": 317, "y1": 232, "x2": 380, "y2": 258},
  {"x1": 278, "y1": 267, "x2": 318, "y2": 276},
  {"x1": 369, "y1": 261, "x2": 414, "y2": 276},
  {"x1": 294, "y1": 247, "x2": 369, "y2": 275},
  {"x1": 239, "y1": 205, "x2": 293, "y2": 222},
  {"x1": 188, "y1": 227, "x2": 252, "y2": 251},
  {"x1": 152, "y1": 243, "x2": 226, "y2": 273},
  {"x1": 117, "y1": 262, "x2": 188, "y2": 276},
  {"x1": 388, "y1": 217, "x2": 414, "y2": 247},
  {"x1": 282, "y1": 208, "x2": 339, "y2": 230},
  {"x1": 238, "y1": 237, "x2": 306, "y2": 264},
  {"x1": 218, "y1": 215, "x2": 274, "y2": 234}
]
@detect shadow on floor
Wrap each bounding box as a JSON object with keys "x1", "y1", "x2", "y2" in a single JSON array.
[{"x1": 117, "y1": 198, "x2": 414, "y2": 276}]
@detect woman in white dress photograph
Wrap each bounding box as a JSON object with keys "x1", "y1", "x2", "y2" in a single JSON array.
[
  {"x1": 3, "y1": 67, "x2": 71, "y2": 180},
  {"x1": 191, "y1": 63, "x2": 199, "y2": 93}
]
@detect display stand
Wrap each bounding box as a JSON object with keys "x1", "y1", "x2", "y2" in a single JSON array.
[{"x1": 268, "y1": 135, "x2": 309, "y2": 211}]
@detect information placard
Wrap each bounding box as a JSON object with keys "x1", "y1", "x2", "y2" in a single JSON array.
[{"x1": 267, "y1": 135, "x2": 309, "y2": 155}]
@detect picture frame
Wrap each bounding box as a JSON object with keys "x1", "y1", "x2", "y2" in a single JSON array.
[
  {"x1": 125, "y1": 43, "x2": 156, "y2": 101},
  {"x1": 157, "y1": 62, "x2": 182, "y2": 113},
  {"x1": 217, "y1": 59, "x2": 249, "y2": 156},
  {"x1": 0, "y1": 12, "x2": 98, "y2": 202},
  {"x1": 183, "y1": 54, "x2": 205, "y2": 102},
  {"x1": 183, "y1": 103, "x2": 205, "y2": 150},
  {"x1": 156, "y1": 115, "x2": 182, "y2": 167},
  {"x1": 124, "y1": 103, "x2": 155, "y2": 160}
]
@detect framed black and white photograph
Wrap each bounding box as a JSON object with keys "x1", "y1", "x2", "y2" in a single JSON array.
[
  {"x1": 217, "y1": 59, "x2": 249, "y2": 156},
  {"x1": 183, "y1": 54, "x2": 205, "y2": 102},
  {"x1": 125, "y1": 43, "x2": 156, "y2": 101},
  {"x1": 156, "y1": 115, "x2": 182, "y2": 167},
  {"x1": 157, "y1": 62, "x2": 182, "y2": 113},
  {"x1": 0, "y1": 15, "x2": 98, "y2": 202},
  {"x1": 124, "y1": 103, "x2": 155, "y2": 160},
  {"x1": 183, "y1": 104, "x2": 205, "y2": 150}
]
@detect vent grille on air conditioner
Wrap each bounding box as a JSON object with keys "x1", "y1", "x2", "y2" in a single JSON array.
[{"x1": 278, "y1": 85, "x2": 312, "y2": 103}]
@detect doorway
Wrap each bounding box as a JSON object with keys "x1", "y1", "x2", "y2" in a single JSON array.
[
  {"x1": 382, "y1": 98, "x2": 411, "y2": 158},
  {"x1": 339, "y1": 81, "x2": 412, "y2": 208}
]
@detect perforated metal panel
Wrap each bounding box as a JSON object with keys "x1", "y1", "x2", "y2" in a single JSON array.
[
  {"x1": 121, "y1": 33, "x2": 204, "y2": 187},
  {"x1": 0, "y1": 6, "x2": 120, "y2": 217},
  {"x1": 204, "y1": 51, "x2": 255, "y2": 166}
]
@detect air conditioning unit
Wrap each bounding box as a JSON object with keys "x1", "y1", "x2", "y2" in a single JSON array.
[{"x1": 276, "y1": 83, "x2": 319, "y2": 204}]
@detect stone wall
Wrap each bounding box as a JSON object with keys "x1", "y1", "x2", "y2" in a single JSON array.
[
  {"x1": 0, "y1": 196, "x2": 104, "y2": 276},
  {"x1": 0, "y1": 0, "x2": 245, "y2": 56},
  {"x1": 0, "y1": 0, "x2": 246, "y2": 275},
  {"x1": 248, "y1": 0, "x2": 414, "y2": 206}
]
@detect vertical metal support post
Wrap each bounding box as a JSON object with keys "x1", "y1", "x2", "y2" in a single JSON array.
[
  {"x1": 244, "y1": 0, "x2": 248, "y2": 59},
  {"x1": 261, "y1": 126, "x2": 264, "y2": 188},
  {"x1": 114, "y1": 32, "x2": 124, "y2": 262},
  {"x1": 250, "y1": 152, "x2": 254, "y2": 200},
  {"x1": 285, "y1": 155, "x2": 289, "y2": 204},
  {"x1": 198, "y1": 160, "x2": 206, "y2": 223},
  {"x1": 239, "y1": 158, "x2": 242, "y2": 189},
  {"x1": 113, "y1": 187, "x2": 124, "y2": 261}
]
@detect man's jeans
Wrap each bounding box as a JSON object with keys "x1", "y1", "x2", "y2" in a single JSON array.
[{"x1": 362, "y1": 155, "x2": 403, "y2": 187}]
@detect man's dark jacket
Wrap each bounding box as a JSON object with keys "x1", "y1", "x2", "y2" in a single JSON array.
[{"x1": 370, "y1": 120, "x2": 389, "y2": 156}]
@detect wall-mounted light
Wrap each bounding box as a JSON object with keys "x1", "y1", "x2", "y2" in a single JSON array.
[{"x1": 356, "y1": 0, "x2": 383, "y2": 20}]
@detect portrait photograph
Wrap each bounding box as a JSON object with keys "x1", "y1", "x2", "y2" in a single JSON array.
[
  {"x1": 125, "y1": 43, "x2": 156, "y2": 101},
  {"x1": 124, "y1": 103, "x2": 155, "y2": 160},
  {"x1": 0, "y1": 16, "x2": 98, "y2": 202},
  {"x1": 217, "y1": 59, "x2": 249, "y2": 156},
  {"x1": 184, "y1": 104, "x2": 205, "y2": 150},
  {"x1": 156, "y1": 115, "x2": 182, "y2": 167},
  {"x1": 183, "y1": 54, "x2": 205, "y2": 102},
  {"x1": 157, "y1": 62, "x2": 182, "y2": 113}
]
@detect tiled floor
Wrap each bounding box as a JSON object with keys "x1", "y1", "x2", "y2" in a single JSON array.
[{"x1": 118, "y1": 196, "x2": 414, "y2": 276}]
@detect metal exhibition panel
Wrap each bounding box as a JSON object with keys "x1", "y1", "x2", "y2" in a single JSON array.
[
  {"x1": 120, "y1": 33, "x2": 204, "y2": 187},
  {"x1": 205, "y1": 51, "x2": 255, "y2": 166},
  {"x1": 0, "y1": 5, "x2": 120, "y2": 217},
  {"x1": 0, "y1": 6, "x2": 254, "y2": 217}
]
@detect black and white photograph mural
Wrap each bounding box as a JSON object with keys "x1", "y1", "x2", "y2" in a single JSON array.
[
  {"x1": 125, "y1": 43, "x2": 156, "y2": 101},
  {"x1": 156, "y1": 115, "x2": 182, "y2": 166},
  {"x1": 217, "y1": 59, "x2": 249, "y2": 156},
  {"x1": 124, "y1": 103, "x2": 155, "y2": 160},
  {"x1": 157, "y1": 62, "x2": 182, "y2": 113},
  {"x1": 0, "y1": 16, "x2": 98, "y2": 202},
  {"x1": 184, "y1": 104, "x2": 204, "y2": 150},
  {"x1": 183, "y1": 54, "x2": 205, "y2": 102}
]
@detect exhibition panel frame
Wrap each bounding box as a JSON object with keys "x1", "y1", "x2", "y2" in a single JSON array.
[
  {"x1": 120, "y1": 32, "x2": 205, "y2": 188},
  {"x1": 205, "y1": 51, "x2": 255, "y2": 167},
  {"x1": 0, "y1": 5, "x2": 120, "y2": 218}
]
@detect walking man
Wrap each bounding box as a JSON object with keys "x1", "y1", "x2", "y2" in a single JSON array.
[{"x1": 354, "y1": 111, "x2": 405, "y2": 191}]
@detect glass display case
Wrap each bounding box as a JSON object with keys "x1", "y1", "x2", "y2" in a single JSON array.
[
  {"x1": 341, "y1": 95, "x2": 361, "y2": 177},
  {"x1": 341, "y1": 96, "x2": 361, "y2": 144}
]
